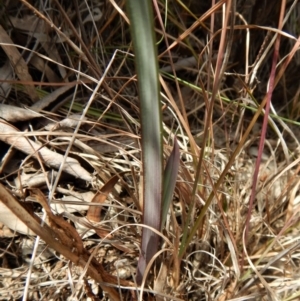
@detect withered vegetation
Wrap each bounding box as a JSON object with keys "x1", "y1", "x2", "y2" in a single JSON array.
[{"x1": 0, "y1": 1, "x2": 300, "y2": 300}]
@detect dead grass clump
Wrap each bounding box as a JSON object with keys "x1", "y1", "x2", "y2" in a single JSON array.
[{"x1": 0, "y1": 0, "x2": 300, "y2": 300}]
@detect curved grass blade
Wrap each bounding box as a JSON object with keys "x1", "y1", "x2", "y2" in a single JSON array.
[{"x1": 161, "y1": 137, "x2": 180, "y2": 230}]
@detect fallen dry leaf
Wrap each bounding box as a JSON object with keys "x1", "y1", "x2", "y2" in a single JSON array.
[
  {"x1": 0, "y1": 104, "x2": 40, "y2": 122},
  {"x1": 0, "y1": 25, "x2": 39, "y2": 102},
  {"x1": 0, "y1": 121, "x2": 93, "y2": 182},
  {"x1": 0, "y1": 202, "x2": 35, "y2": 235},
  {"x1": 31, "y1": 85, "x2": 74, "y2": 110},
  {"x1": 87, "y1": 172, "x2": 127, "y2": 222}
]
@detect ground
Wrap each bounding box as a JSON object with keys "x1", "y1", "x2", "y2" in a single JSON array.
[{"x1": 0, "y1": 1, "x2": 300, "y2": 300}]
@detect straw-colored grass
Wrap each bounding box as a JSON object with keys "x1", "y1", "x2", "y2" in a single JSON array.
[{"x1": 0, "y1": 0, "x2": 300, "y2": 300}]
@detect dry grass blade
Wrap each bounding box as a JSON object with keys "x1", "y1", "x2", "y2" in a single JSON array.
[
  {"x1": 0, "y1": 60, "x2": 13, "y2": 98},
  {"x1": 1, "y1": 1, "x2": 300, "y2": 300},
  {"x1": 85, "y1": 172, "x2": 130, "y2": 244},
  {"x1": 18, "y1": 0, "x2": 88, "y2": 65},
  {"x1": 0, "y1": 120, "x2": 92, "y2": 182},
  {"x1": 87, "y1": 172, "x2": 126, "y2": 223},
  {"x1": 0, "y1": 183, "x2": 122, "y2": 301},
  {"x1": 30, "y1": 188, "x2": 84, "y2": 254},
  {"x1": 0, "y1": 25, "x2": 39, "y2": 102},
  {"x1": 244, "y1": 0, "x2": 287, "y2": 244},
  {"x1": 158, "y1": 0, "x2": 227, "y2": 57}
]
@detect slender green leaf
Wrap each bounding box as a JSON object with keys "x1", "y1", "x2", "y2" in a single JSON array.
[
  {"x1": 161, "y1": 138, "x2": 180, "y2": 229},
  {"x1": 126, "y1": 0, "x2": 163, "y2": 284}
]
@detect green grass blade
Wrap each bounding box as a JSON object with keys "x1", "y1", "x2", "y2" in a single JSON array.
[
  {"x1": 126, "y1": 0, "x2": 163, "y2": 284},
  {"x1": 161, "y1": 138, "x2": 180, "y2": 230}
]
